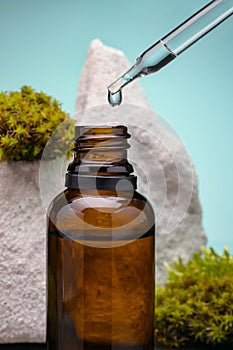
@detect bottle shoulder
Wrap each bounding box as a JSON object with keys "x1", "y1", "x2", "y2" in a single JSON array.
[
  {"x1": 48, "y1": 188, "x2": 155, "y2": 235},
  {"x1": 49, "y1": 188, "x2": 153, "y2": 214}
]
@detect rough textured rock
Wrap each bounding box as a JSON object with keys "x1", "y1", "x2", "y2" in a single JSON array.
[
  {"x1": 0, "y1": 161, "x2": 46, "y2": 343},
  {"x1": 0, "y1": 158, "x2": 69, "y2": 343},
  {"x1": 75, "y1": 39, "x2": 207, "y2": 285}
]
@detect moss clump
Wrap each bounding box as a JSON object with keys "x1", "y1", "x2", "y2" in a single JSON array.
[
  {"x1": 155, "y1": 247, "x2": 233, "y2": 348},
  {"x1": 0, "y1": 85, "x2": 74, "y2": 161}
]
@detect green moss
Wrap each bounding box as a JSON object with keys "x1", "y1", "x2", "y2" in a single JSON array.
[
  {"x1": 0, "y1": 86, "x2": 74, "y2": 161},
  {"x1": 155, "y1": 247, "x2": 233, "y2": 348}
]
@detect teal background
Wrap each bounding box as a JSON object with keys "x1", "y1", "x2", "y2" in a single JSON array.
[{"x1": 0, "y1": 0, "x2": 232, "y2": 252}]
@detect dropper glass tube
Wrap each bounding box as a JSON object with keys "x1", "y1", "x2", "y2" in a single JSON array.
[{"x1": 108, "y1": 0, "x2": 233, "y2": 105}]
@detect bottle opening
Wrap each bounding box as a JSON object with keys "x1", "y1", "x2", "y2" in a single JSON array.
[{"x1": 65, "y1": 125, "x2": 137, "y2": 191}]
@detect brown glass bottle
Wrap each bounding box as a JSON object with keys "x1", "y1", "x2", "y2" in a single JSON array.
[{"x1": 47, "y1": 125, "x2": 155, "y2": 350}]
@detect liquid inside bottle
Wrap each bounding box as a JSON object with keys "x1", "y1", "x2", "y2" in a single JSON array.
[{"x1": 47, "y1": 125, "x2": 155, "y2": 350}]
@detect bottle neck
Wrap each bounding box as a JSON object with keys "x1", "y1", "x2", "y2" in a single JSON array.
[{"x1": 65, "y1": 125, "x2": 137, "y2": 191}]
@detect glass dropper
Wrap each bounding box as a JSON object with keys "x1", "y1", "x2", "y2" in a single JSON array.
[{"x1": 108, "y1": 0, "x2": 233, "y2": 106}]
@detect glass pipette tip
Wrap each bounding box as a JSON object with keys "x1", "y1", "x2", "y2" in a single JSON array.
[{"x1": 108, "y1": 0, "x2": 233, "y2": 106}]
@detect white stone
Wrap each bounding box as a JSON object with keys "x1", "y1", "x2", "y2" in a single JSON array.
[
  {"x1": 0, "y1": 161, "x2": 46, "y2": 343},
  {"x1": 75, "y1": 39, "x2": 207, "y2": 285},
  {"x1": 0, "y1": 158, "x2": 70, "y2": 343}
]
